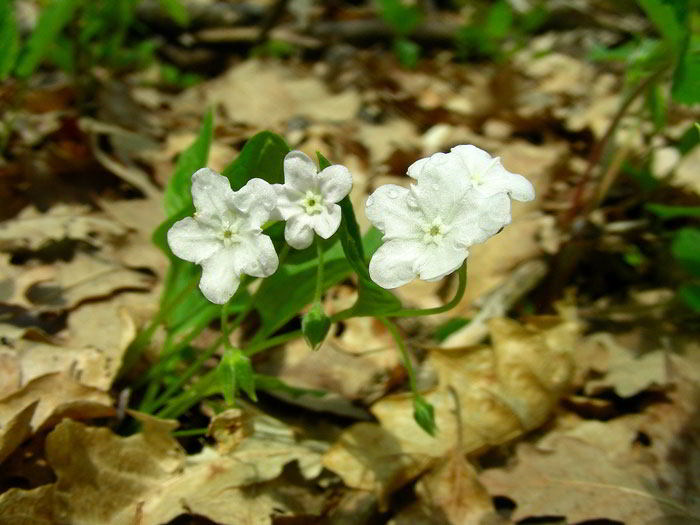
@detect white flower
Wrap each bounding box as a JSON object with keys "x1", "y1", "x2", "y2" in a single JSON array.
[
  {"x1": 272, "y1": 151, "x2": 353, "y2": 249},
  {"x1": 366, "y1": 145, "x2": 535, "y2": 289},
  {"x1": 167, "y1": 168, "x2": 279, "y2": 304}
]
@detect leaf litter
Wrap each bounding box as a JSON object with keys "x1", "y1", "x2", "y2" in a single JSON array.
[{"x1": 2, "y1": 1, "x2": 700, "y2": 523}]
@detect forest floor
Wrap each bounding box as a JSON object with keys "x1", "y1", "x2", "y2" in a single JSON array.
[{"x1": 1, "y1": 1, "x2": 699, "y2": 524}]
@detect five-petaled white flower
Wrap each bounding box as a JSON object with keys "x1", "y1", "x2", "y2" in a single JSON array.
[
  {"x1": 272, "y1": 151, "x2": 353, "y2": 249},
  {"x1": 167, "y1": 168, "x2": 279, "y2": 304},
  {"x1": 366, "y1": 145, "x2": 535, "y2": 289}
]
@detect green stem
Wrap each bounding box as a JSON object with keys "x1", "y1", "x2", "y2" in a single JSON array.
[
  {"x1": 392, "y1": 261, "x2": 467, "y2": 317},
  {"x1": 172, "y1": 428, "x2": 209, "y2": 437},
  {"x1": 314, "y1": 238, "x2": 325, "y2": 303},
  {"x1": 245, "y1": 329, "x2": 302, "y2": 357},
  {"x1": 330, "y1": 261, "x2": 467, "y2": 322},
  {"x1": 143, "y1": 335, "x2": 224, "y2": 413},
  {"x1": 157, "y1": 371, "x2": 218, "y2": 419},
  {"x1": 379, "y1": 316, "x2": 418, "y2": 394},
  {"x1": 147, "y1": 245, "x2": 293, "y2": 415},
  {"x1": 120, "y1": 276, "x2": 199, "y2": 375}
]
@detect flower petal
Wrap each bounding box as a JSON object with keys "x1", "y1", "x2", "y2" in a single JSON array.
[
  {"x1": 233, "y1": 178, "x2": 276, "y2": 228},
  {"x1": 199, "y1": 249, "x2": 241, "y2": 304},
  {"x1": 191, "y1": 168, "x2": 235, "y2": 219},
  {"x1": 406, "y1": 156, "x2": 429, "y2": 180},
  {"x1": 233, "y1": 233, "x2": 279, "y2": 278},
  {"x1": 416, "y1": 243, "x2": 467, "y2": 282},
  {"x1": 167, "y1": 217, "x2": 221, "y2": 263},
  {"x1": 451, "y1": 145, "x2": 535, "y2": 201},
  {"x1": 408, "y1": 154, "x2": 473, "y2": 221},
  {"x1": 369, "y1": 239, "x2": 424, "y2": 289},
  {"x1": 273, "y1": 184, "x2": 303, "y2": 221},
  {"x1": 481, "y1": 163, "x2": 536, "y2": 202},
  {"x1": 365, "y1": 184, "x2": 422, "y2": 241},
  {"x1": 285, "y1": 213, "x2": 315, "y2": 249},
  {"x1": 313, "y1": 204, "x2": 342, "y2": 239},
  {"x1": 284, "y1": 151, "x2": 318, "y2": 193},
  {"x1": 319, "y1": 164, "x2": 352, "y2": 203}
]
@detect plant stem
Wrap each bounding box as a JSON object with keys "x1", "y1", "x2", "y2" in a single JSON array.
[
  {"x1": 245, "y1": 329, "x2": 302, "y2": 357},
  {"x1": 330, "y1": 260, "x2": 467, "y2": 322},
  {"x1": 378, "y1": 317, "x2": 418, "y2": 395},
  {"x1": 314, "y1": 238, "x2": 325, "y2": 303}
]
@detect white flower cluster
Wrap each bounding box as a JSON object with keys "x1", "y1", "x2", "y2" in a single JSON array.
[
  {"x1": 365, "y1": 145, "x2": 535, "y2": 288},
  {"x1": 167, "y1": 145, "x2": 534, "y2": 304}
]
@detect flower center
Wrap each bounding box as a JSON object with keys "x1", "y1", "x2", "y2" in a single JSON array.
[
  {"x1": 302, "y1": 190, "x2": 325, "y2": 215},
  {"x1": 421, "y1": 217, "x2": 450, "y2": 245}
]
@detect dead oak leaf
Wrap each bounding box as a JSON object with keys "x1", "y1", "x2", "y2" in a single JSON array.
[
  {"x1": 583, "y1": 334, "x2": 670, "y2": 398},
  {"x1": 415, "y1": 452, "x2": 501, "y2": 525},
  {"x1": 0, "y1": 414, "x2": 327, "y2": 525},
  {"x1": 323, "y1": 317, "x2": 578, "y2": 505},
  {"x1": 479, "y1": 435, "x2": 697, "y2": 524},
  {"x1": 25, "y1": 252, "x2": 153, "y2": 310},
  {"x1": 0, "y1": 204, "x2": 126, "y2": 252}
]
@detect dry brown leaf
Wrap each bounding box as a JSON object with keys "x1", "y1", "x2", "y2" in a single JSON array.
[
  {"x1": 415, "y1": 453, "x2": 499, "y2": 525},
  {"x1": 479, "y1": 435, "x2": 696, "y2": 524},
  {"x1": 0, "y1": 204, "x2": 126, "y2": 252},
  {"x1": 25, "y1": 252, "x2": 153, "y2": 310},
  {"x1": 323, "y1": 316, "x2": 578, "y2": 504},
  {"x1": 582, "y1": 334, "x2": 670, "y2": 397},
  {"x1": 178, "y1": 59, "x2": 361, "y2": 129},
  {"x1": 0, "y1": 411, "x2": 327, "y2": 525},
  {"x1": 0, "y1": 372, "x2": 114, "y2": 462},
  {"x1": 257, "y1": 312, "x2": 399, "y2": 417}
]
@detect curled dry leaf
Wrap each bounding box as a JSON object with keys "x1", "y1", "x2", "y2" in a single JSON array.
[
  {"x1": 0, "y1": 411, "x2": 328, "y2": 525},
  {"x1": 0, "y1": 204, "x2": 126, "y2": 252},
  {"x1": 0, "y1": 373, "x2": 114, "y2": 463},
  {"x1": 323, "y1": 316, "x2": 579, "y2": 504},
  {"x1": 415, "y1": 452, "x2": 500, "y2": 525}
]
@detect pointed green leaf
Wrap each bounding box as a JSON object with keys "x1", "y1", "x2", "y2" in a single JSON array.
[
  {"x1": 222, "y1": 131, "x2": 289, "y2": 190},
  {"x1": 163, "y1": 110, "x2": 213, "y2": 217}
]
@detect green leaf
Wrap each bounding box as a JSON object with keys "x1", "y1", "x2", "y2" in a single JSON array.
[
  {"x1": 158, "y1": 0, "x2": 189, "y2": 26},
  {"x1": 163, "y1": 109, "x2": 213, "y2": 217},
  {"x1": 234, "y1": 353, "x2": 257, "y2": 401},
  {"x1": 672, "y1": 34, "x2": 700, "y2": 104},
  {"x1": 0, "y1": 1, "x2": 20, "y2": 80},
  {"x1": 218, "y1": 350, "x2": 257, "y2": 404},
  {"x1": 222, "y1": 131, "x2": 289, "y2": 191},
  {"x1": 679, "y1": 283, "x2": 700, "y2": 312},
  {"x1": 254, "y1": 374, "x2": 326, "y2": 398},
  {"x1": 301, "y1": 302, "x2": 331, "y2": 351},
  {"x1": 484, "y1": 0, "x2": 514, "y2": 42},
  {"x1": 646, "y1": 82, "x2": 667, "y2": 130},
  {"x1": 646, "y1": 204, "x2": 700, "y2": 220},
  {"x1": 218, "y1": 351, "x2": 237, "y2": 405},
  {"x1": 393, "y1": 37, "x2": 420, "y2": 69},
  {"x1": 337, "y1": 195, "x2": 402, "y2": 317},
  {"x1": 15, "y1": 0, "x2": 79, "y2": 78},
  {"x1": 637, "y1": 0, "x2": 688, "y2": 54},
  {"x1": 377, "y1": 0, "x2": 422, "y2": 36},
  {"x1": 413, "y1": 395, "x2": 437, "y2": 436},
  {"x1": 434, "y1": 317, "x2": 470, "y2": 342},
  {"x1": 672, "y1": 228, "x2": 700, "y2": 276}
]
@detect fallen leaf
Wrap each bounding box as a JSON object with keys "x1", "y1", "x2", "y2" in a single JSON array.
[
  {"x1": 0, "y1": 411, "x2": 328, "y2": 525},
  {"x1": 583, "y1": 333, "x2": 670, "y2": 397},
  {"x1": 25, "y1": 252, "x2": 153, "y2": 310},
  {"x1": 323, "y1": 316, "x2": 578, "y2": 503},
  {"x1": 178, "y1": 59, "x2": 361, "y2": 129},
  {"x1": 479, "y1": 435, "x2": 696, "y2": 524},
  {"x1": 0, "y1": 204, "x2": 126, "y2": 252},
  {"x1": 415, "y1": 452, "x2": 499, "y2": 525}
]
